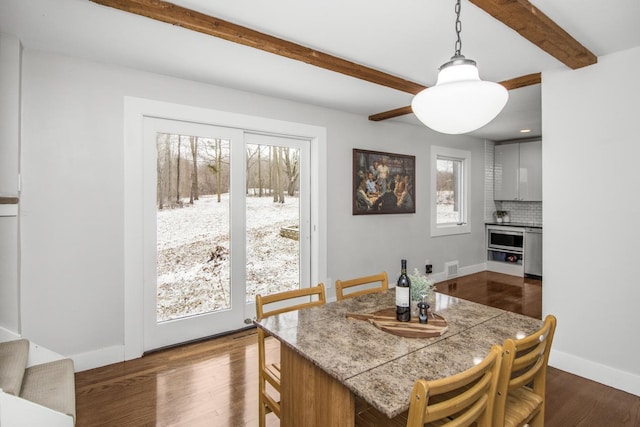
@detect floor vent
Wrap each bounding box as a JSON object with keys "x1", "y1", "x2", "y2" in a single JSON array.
[{"x1": 445, "y1": 261, "x2": 459, "y2": 279}]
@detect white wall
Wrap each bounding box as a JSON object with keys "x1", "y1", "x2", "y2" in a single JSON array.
[
  {"x1": 0, "y1": 33, "x2": 21, "y2": 334},
  {"x1": 11, "y1": 48, "x2": 487, "y2": 369},
  {"x1": 0, "y1": 33, "x2": 20, "y2": 195},
  {"x1": 542, "y1": 46, "x2": 640, "y2": 395},
  {"x1": 327, "y1": 117, "x2": 487, "y2": 288}
]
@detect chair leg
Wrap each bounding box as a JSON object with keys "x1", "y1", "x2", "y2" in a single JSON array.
[
  {"x1": 530, "y1": 407, "x2": 544, "y2": 427},
  {"x1": 259, "y1": 402, "x2": 267, "y2": 427}
]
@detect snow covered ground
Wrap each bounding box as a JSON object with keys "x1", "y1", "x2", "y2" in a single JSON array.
[{"x1": 156, "y1": 194, "x2": 299, "y2": 321}]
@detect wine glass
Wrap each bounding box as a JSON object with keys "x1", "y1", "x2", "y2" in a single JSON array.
[{"x1": 419, "y1": 290, "x2": 428, "y2": 303}]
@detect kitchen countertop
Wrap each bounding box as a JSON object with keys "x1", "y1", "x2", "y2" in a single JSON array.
[{"x1": 485, "y1": 222, "x2": 542, "y2": 228}]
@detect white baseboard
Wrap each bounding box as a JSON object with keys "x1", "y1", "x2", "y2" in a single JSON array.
[
  {"x1": 70, "y1": 345, "x2": 126, "y2": 372},
  {"x1": 549, "y1": 349, "x2": 640, "y2": 397},
  {"x1": 0, "y1": 326, "x2": 126, "y2": 372},
  {"x1": 327, "y1": 263, "x2": 487, "y2": 303},
  {"x1": 429, "y1": 262, "x2": 486, "y2": 283},
  {"x1": 375, "y1": 263, "x2": 489, "y2": 289}
]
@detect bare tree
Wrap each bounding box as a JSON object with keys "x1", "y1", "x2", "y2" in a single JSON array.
[
  {"x1": 272, "y1": 146, "x2": 285, "y2": 203},
  {"x1": 165, "y1": 135, "x2": 172, "y2": 208},
  {"x1": 283, "y1": 148, "x2": 300, "y2": 197},
  {"x1": 268, "y1": 146, "x2": 273, "y2": 197},
  {"x1": 156, "y1": 134, "x2": 166, "y2": 209},
  {"x1": 257, "y1": 145, "x2": 263, "y2": 197},
  {"x1": 246, "y1": 145, "x2": 259, "y2": 195},
  {"x1": 189, "y1": 136, "x2": 199, "y2": 204},
  {"x1": 175, "y1": 135, "x2": 182, "y2": 205},
  {"x1": 216, "y1": 139, "x2": 223, "y2": 202},
  {"x1": 197, "y1": 137, "x2": 230, "y2": 199}
]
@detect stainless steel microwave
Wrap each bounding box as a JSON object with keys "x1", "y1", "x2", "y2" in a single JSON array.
[{"x1": 487, "y1": 226, "x2": 524, "y2": 253}]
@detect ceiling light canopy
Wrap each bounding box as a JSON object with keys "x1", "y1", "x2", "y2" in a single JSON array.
[{"x1": 412, "y1": 0, "x2": 508, "y2": 135}]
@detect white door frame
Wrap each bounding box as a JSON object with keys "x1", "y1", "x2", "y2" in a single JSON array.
[{"x1": 124, "y1": 97, "x2": 327, "y2": 360}]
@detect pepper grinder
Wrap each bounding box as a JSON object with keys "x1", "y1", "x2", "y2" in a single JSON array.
[{"x1": 417, "y1": 298, "x2": 429, "y2": 324}]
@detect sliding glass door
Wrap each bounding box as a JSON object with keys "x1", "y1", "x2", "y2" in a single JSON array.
[{"x1": 142, "y1": 117, "x2": 309, "y2": 351}]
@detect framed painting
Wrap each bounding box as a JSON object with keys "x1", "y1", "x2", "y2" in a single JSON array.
[{"x1": 353, "y1": 148, "x2": 416, "y2": 215}]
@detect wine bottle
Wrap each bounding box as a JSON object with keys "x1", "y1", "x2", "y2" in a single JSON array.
[{"x1": 396, "y1": 259, "x2": 411, "y2": 322}]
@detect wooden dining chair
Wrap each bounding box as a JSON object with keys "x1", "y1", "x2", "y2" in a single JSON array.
[
  {"x1": 493, "y1": 314, "x2": 557, "y2": 427},
  {"x1": 255, "y1": 284, "x2": 326, "y2": 427},
  {"x1": 335, "y1": 271, "x2": 388, "y2": 301},
  {"x1": 406, "y1": 344, "x2": 503, "y2": 427}
]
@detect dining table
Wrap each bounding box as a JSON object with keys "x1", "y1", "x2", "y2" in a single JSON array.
[{"x1": 254, "y1": 289, "x2": 543, "y2": 427}]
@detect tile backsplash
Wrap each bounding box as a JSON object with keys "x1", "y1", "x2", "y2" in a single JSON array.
[
  {"x1": 494, "y1": 200, "x2": 542, "y2": 225},
  {"x1": 484, "y1": 141, "x2": 542, "y2": 225},
  {"x1": 484, "y1": 141, "x2": 496, "y2": 221}
]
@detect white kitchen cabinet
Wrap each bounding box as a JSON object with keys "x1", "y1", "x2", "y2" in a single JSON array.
[
  {"x1": 494, "y1": 140, "x2": 542, "y2": 201},
  {"x1": 494, "y1": 143, "x2": 519, "y2": 201},
  {"x1": 518, "y1": 141, "x2": 542, "y2": 201}
]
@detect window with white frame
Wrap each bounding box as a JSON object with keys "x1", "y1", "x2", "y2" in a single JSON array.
[{"x1": 431, "y1": 146, "x2": 471, "y2": 236}]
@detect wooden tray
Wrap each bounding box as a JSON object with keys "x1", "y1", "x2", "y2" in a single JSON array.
[{"x1": 346, "y1": 308, "x2": 448, "y2": 338}]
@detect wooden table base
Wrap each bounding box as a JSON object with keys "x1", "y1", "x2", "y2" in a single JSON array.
[{"x1": 280, "y1": 344, "x2": 355, "y2": 427}]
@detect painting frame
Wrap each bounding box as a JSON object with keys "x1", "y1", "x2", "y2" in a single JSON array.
[{"x1": 352, "y1": 148, "x2": 416, "y2": 215}]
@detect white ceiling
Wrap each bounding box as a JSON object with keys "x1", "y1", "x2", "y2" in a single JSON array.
[{"x1": 1, "y1": 0, "x2": 639, "y2": 141}]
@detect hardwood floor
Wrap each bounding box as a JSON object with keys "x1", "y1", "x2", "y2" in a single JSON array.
[
  {"x1": 75, "y1": 272, "x2": 640, "y2": 426},
  {"x1": 75, "y1": 328, "x2": 281, "y2": 427},
  {"x1": 435, "y1": 270, "x2": 542, "y2": 319}
]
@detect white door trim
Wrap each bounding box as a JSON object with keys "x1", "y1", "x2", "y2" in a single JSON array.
[{"x1": 124, "y1": 97, "x2": 327, "y2": 360}]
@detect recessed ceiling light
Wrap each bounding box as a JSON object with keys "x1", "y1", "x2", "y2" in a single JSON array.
[{"x1": 520, "y1": 129, "x2": 532, "y2": 133}]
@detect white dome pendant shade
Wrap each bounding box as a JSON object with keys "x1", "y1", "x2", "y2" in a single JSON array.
[{"x1": 412, "y1": 55, "x2": 508, "y2": 134}]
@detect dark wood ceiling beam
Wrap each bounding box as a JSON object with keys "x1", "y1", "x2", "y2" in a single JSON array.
[
  {"x1": 500, "y1": 72, "x2": 541, "y2": 90},
  {"x1": 369, "y1": 106, "x2": 415, "y2": 122},
  {"x1": 90, "y1": 0, "x2": 426, "y2": 94},
  {"x1": 90, "y1": 0, "x2": 589, "y2": 123},
  {"x1": 469, "y1": 0, "x2": 597, "y2": 69},
  {"x1": 368, "y1": 73, "x2": 541, "y2": 121}
]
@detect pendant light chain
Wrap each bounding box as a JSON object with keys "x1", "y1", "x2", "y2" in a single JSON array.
[
  {"x1": 454, "y1": 0, "x2": 462, "y2": 56},
  {"x1": 411, "y1": 0, "x2": 508, "y2": 134}
]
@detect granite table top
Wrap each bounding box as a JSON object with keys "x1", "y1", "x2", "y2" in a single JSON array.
[{"x1": 255, "y1": 290, "x2": 543, "y2": 419}]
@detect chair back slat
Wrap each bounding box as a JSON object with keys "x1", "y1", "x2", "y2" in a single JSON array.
[
  {"x1": 511, "y1": 342, "x2": 546, "y2": 372},
  {"x1": 509, "y1": 357, "x2": 544, "y2": 390},
  {"x1": 256, "y1": 284, "x2": 326, "y2": 320},
  {"x1": 406, "y1": 344, "x2": 503, "y2": 427},
  {"x1": 493, "y1": 314, "x2": 557, "y2": 427},
  {"x1": 425, "y1": 373, "x2": 492, "y2": 422},
  {"x1": 335, "y1": 272, "x2": 388, "y2": 301},
  {"x1": 255, "y1": 283, "x2": 326, "y2": 427}
]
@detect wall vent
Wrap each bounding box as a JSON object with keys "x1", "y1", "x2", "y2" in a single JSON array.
[{"x1": 445, "y1": 261, "x2": 459, "y2": 279}]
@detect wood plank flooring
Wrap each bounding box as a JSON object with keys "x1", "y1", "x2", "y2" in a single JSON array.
[
  {"x1": 435, "y1": 271, "x2": 543, "y2": 319},
  {"x1": 75, "y1": 272, "x2": 640, "y2": 426}
]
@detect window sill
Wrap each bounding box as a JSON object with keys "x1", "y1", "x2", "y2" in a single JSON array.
[{"x1": 431, "y1": 223, "x2": 471, "y2": 237}]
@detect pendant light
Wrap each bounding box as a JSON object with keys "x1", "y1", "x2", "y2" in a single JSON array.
[{"x1": 411, "y1": 0, "x2": 508, "y2": 134}]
